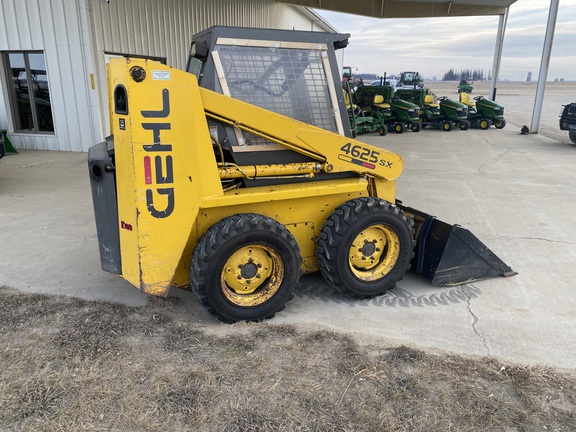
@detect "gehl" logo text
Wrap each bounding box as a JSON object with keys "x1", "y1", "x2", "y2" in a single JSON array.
[{"x1": 141, "y1": 89, "x2": 174, "y2": 219}]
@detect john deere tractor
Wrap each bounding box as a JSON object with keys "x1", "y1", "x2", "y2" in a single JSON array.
[
  {"x1": 354, "y1": 85, "x2": 421, "y2": 133},
  {"x1": 457, "y1": 80, "x2": 474, "y2": 93},
  {"x1": 344, "y1": 82, "x2": 387, "y2": 136},
  {"x1": 459, "y1": 93, "x2": 506, "y2": 129},
  {"x1": 417, "y1": 93, "x2": 469, "y2": 131}
]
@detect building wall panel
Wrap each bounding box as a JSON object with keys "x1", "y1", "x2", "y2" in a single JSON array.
[
  {"x1": 88, "y1": 0, "x2": 332, "y2": 135},
  {"x1": 0, "y1": 0, "x2": 98, "y2": 151},
  {"x1": 0, "y1": 0, "x2": 331, "y2": 152}
]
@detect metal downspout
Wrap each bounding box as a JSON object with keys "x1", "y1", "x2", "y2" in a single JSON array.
[
  {"x1": 530, "y1": 0, "x2": 560, "y2": 134},
  {"x1": 489, "y1": 7, "x2": 509, "y2": 101}
]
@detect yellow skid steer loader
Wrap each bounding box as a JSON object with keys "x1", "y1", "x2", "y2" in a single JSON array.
[{"x1": 88, "y1": 27, "x2": 515, "y2": 322}]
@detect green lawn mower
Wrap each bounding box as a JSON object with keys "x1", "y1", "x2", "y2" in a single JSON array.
[
  {"x1": 344, "y1": 83, "x2": 387, "y2": 137},
  {"x1": 419, "y1": 94, "x2": 469, "y2": 131},
  {"x1": 459, "y1": 93, "x2": 506, "y2": 129},
  {"x1": 355, "y1": 85, "x2": 421, "y2": 133},
  {"x1": 457, "y1": 80, "x2": 474, "y2": 93}
]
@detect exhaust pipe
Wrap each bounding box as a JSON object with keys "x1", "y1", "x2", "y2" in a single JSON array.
[{"x1": 398, "y1": 203, "x2": 517, "y2": 286}]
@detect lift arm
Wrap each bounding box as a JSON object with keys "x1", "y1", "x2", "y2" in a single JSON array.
[{"x1": 200, "y1": 87, "x2": 403, "y2": 182}]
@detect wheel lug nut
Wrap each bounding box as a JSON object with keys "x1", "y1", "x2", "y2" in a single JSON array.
[
  {"x1": 256, "y1": 274, "x2": 261, "y2": 278},
  {"x1": 257, "y1": 263, "x2": 262, "y2": 268},
  {"x1": 237, "y1": 275, "x2": 242, "y2": 280}
]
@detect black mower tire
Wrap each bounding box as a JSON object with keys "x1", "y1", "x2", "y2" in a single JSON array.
[
  {"x1": 190, "y1": 214, "x2": 302, "y2": 323},
  {"x1": 411, "y1": 122, "x2": 422, "y2": 132},
  {"x1": 479, "y1": 119, "x2": 490, "y2": 130},
  {"x1": 443, "y1": 121, "x2": 453, "y2": 131},
  {"x1": 460, "y1": 120, "x2": 470, "y2": 131},
  {"x1": 378, "y1": 126, "x2": 387, "y2": 136},
  {"x1": 494, "y1": 119, "x2": 507, "y2": 129},
  {"x1": 394, "y1": 123, "x2": 405, "y2": 134},
  {"x1": 316, "y1": 198, "x2": 414, "y2": 299},
  {"x1": 570, "y1": 131, "x2": 576, "y2": 144}
]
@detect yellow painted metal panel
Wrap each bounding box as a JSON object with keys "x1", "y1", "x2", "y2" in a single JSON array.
[
  {"x1": 200, "y1": 88, "x2": 404, "y2": 181},
  {"x1": 108, "y1": 59, "x2": 401, "y2": 295},
  {"x1": 171, "y1": 186, "x2": 370, "y2": 286},
  {"x1": 110, "y1": 58, "x2": 222, "y2": 295}
]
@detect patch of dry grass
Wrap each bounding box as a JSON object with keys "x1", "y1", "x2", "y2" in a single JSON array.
[{"x1": 1, "y1": 286, "x2": 575, "y2": 431}]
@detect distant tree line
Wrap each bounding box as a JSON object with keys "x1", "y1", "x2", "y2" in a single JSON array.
[
  {"x1": 442, "y1": 69, "x2": 489, "y2": 81},
  {"x1": 357, "y1": 73, "x2": 379, "y2": 81}
]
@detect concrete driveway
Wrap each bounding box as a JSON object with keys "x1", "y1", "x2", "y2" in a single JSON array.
[{"x1": 1, "y1": 127, "x2": 575, "y2": 370}]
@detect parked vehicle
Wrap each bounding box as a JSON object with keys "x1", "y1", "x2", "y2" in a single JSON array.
[
  {"x1": 397, "y1": 71, "x2": 423, "y2": 90},
  {"x1": 559, "y1": 103, "x2": 576, "y2": 144},
  {"x1": 457, "y1": 80, "x2": 474, "y2": 93},
  {"x1": 88, "y1": 27, "x2": 515, "y2": 323},
  {"x1": 460, "y1": 93, "x2": 506, "y2": 129}
]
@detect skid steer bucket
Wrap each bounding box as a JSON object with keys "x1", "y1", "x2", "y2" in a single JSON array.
[{"x1": 398, "y1": 203, "x2": 517, "y2": 286}]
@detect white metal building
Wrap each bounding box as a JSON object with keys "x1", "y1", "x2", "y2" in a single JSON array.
[{"x1": 0, "y1": 0, "x2": 335, "y2": 152}]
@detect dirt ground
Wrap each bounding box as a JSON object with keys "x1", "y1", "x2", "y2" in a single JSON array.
[
  {"x1": 424, "y1": 80, "x2": 575, "y2": 144},
  {"x1": 1, "y1": 286, "x2": 576, "y2": 431}
]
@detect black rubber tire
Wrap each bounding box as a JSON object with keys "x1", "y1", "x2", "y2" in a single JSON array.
[
  {"x1": 443, "y1": 120, "x2": 453, "y2": 131},
  {"x1": 410, "y1": 122, "x2": 422, "y2": 132},
  {"x1": 378, "y1": 126, "x2": 387, "y2": 136},
  {"x1": 570, "y1": 131, "x2": 576, "y2": 144},
  {"x1": 479, "y1": 119, "x2": 490, "y2": 130},
  {"x1": 460, "y1": 120, "x2": 470, "y2": 131},
  {"x1": 316, "y1": 198, "x2": 414, "y2": 299},
  {"x1": 494, "y1": 119, "x2": 507, "y2": 129},
  {"x1": 394, "y1": 123, "x2": 405, "y2": 134},
  {"x1": 190, "y1": 214, "x2": 302, "y2": 323}
]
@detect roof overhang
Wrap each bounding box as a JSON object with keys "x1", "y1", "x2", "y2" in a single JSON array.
[{"x1": 279, "y1": 0, "x2": 517, "y2": 18}]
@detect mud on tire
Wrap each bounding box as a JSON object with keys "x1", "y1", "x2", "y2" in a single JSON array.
[
  {"x1": 316, "y1": 198, "x2": 414, "y2": 299},
  {"x1": 190, "y1": 214, "x2": 302, "y2": 323}
]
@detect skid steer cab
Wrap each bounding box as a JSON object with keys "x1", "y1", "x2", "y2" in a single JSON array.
[{"x1": 88, "y1": 28, "x2": 515, "y2": 323}]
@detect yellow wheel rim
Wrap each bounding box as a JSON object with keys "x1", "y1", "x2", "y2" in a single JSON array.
[
  {"x1": 221, "y1": 245, "x2": 282, "y2": 307},
  {"x1": 348, "y1": 225, "x2": 400, "y2": 281},
  {"x1": 480, "y1": 120, "x2": 489, "y2": 129}
]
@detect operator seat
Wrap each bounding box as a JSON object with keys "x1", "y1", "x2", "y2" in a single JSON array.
[
  {"x1": 372, "y1": 94, "x2": 390, "y2": 110},
  {"x1": 459, "y1": 92, "x2": 476, "y2": 108},
  {"x1": 423, "y1": 94, "x2": 439, "y2": 108}
]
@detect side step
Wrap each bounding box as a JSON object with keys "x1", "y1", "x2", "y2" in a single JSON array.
[{"x1": 398, "y1": 203, "x2": 517, "y2": 286}]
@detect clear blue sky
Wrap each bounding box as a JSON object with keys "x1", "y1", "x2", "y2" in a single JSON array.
[{"x1": 315, "y1": 0, "x2": 576, "y2": 81}]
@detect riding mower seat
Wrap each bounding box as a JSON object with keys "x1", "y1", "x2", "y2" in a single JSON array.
[
  {"x1": 372, "y1": 94, "x2": 390, "y2": 110},
  {"x1": 459, "y1": 92, "x2": 476, "y2": 108},
  {"x1": 423, "y1": 94, "x2": 439, "y2": 108},
  {"x1": 343, "y1": 89, "x2": 358, "y2": 111}
]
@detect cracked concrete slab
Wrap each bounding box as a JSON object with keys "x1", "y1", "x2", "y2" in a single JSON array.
[{"x1": 1, "y1": 126, "x2": 575, "y2": 370}]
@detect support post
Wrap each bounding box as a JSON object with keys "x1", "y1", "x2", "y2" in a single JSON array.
[
  {"x1": 530, "y1": 0, "x2": 560, "y2": 134},
  {"x1": 489, "y1": 8, "x2": 509, "y2": 101}
]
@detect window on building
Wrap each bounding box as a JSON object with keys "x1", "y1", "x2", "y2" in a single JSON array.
[{"x1": 2, "y1": 51, "x2": 54, "y2": 133}]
